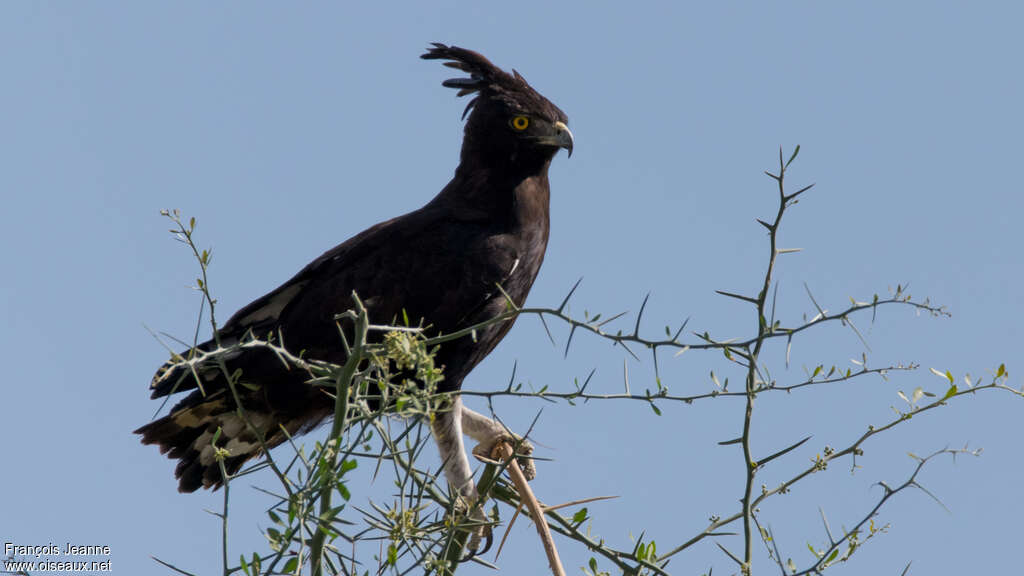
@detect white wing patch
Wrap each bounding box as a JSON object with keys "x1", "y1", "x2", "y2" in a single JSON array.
[{"x1": 236, "y1": 282, "x2": 306, "y2": 325}]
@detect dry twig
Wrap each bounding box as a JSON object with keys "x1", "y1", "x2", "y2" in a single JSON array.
[{"x1": 493, "y1": 441, "x2": 566, "y2": 576}]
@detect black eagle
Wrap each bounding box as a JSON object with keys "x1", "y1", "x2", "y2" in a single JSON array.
[{"x1": 135, "y1": 44, "x2": 573, "y2": 504}]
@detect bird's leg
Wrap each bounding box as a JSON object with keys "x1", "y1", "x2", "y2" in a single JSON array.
[
  {"x1": 461, "y1": 404, "x2": 536, "y2": 481},
  {"x1": 430, "y1": 396, "x2": 477, "y2": 500},
  {"x1": 429, "y1": 397, "x2": 538, "y2": 554},
  {"x1": 429, "y1": 396, "x2": 490, "y2": 551}
]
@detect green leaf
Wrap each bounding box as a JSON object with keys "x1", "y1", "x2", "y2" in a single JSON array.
[
  {"x1": 239, "y1": 554, "x2": 250, "y2": 576},
  {"x1": 283, "y1": 557, "x2": 299, "y2": 573},
  {"x1": 650, "y1": 402, "x2": 662, "y2": 416},
  {"x1": 942, "y1": 384, "x2": 958, "y2": 401},
  {"x1": 572, "y1": 507, "x2": 589, "y2": 523},
  {"x1": 826, "y1": 549, "x2": 839, "y2": 564},
  {"x1": 997, "y1": 363, "x2": 1007, "y2": 378},
  {"x1": 786, "y1": 145, "x2": 801, "y2": 168},
  {"x1": 238, "y1": 379, "x2": 262, "y2": 392}
]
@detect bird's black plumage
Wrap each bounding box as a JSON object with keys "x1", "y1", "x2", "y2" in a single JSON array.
[{"x1": 136, "y1": 44, "x2": 572, "y2": 493}]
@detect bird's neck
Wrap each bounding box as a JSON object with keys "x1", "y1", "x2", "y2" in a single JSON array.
[{"x1": 444, "y1": 154, "x2": 553, "y2": 222}]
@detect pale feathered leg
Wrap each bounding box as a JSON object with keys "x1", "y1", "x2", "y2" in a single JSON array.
[
  {"x1": 430, "y1": 395, "x2": 478, "y2": 502},
  {"x1": 430, "y1": 396, "x2": 489, "y2": 552},
  {"x1": 430, "y1": 396, "x2": 537, "y2": 554}
]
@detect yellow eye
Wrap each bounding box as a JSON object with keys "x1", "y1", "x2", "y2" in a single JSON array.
[{"x1": 510, "y1": 116, "x2": 529, "y2": 131}]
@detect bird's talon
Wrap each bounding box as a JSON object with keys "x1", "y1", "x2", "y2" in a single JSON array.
[
  {"x1": 462, "y1": 523, "x2": 494, "y2": 561},
  {"x1": 451, "y1": 496, "x2": 492, "y2": 561},
  {"x1": 472, "y1": 435, "x2": 537, "y2": 481}
]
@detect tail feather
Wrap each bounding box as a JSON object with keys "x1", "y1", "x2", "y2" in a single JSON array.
[
  {"x1": 138, "y1": 339, "x2": 332, "y2": 492},
  {"x1": 134, "y1": 389, "x2": 278, "y2": 492}
]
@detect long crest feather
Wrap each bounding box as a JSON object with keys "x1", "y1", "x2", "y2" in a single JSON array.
[
  {"x1": 422, "y1": 42, "x2": 513, "y2": 92},
  {"x1": 422, "y1": 42, "x2": 562, "y2": 122}
]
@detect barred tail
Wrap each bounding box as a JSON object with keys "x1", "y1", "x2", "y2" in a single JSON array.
[{"x1": 134, "y1": 390, "x2": 277, "y2": 492}]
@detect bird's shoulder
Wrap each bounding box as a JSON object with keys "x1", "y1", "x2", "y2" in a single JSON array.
[{"x1": 221, "y1": 199, "x2": 520, "y2": 334}]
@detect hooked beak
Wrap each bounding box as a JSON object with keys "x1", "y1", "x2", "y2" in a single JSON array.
[
  {"x1": 552, "y1": 120, "x2": 574, "y2": 158},
  {"x1": 537, "y1": 120, "x2": 574, "y2": 157}
]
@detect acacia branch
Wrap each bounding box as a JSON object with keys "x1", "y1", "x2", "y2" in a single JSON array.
[
  {"x1": 658, "y1": 370, "x2": 1018, "y2": 562},
  {"x1": 150, "y1": 140, "x2": 1021, "y2": 576},
  {"x1": 493, "y1": 442, "x2": 565, "y2": 576},
  {"x1": 310, "y1": 293, "x2": 367, "y2": 576}
]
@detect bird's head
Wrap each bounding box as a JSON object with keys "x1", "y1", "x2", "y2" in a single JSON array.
[{"x1": 422, "y1": 43, "x2": 573, "y2": 171}]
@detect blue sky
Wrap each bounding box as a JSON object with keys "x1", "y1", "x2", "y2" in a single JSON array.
[{"x1": 2, "y1": 3, "x2": 1022, "y2": 575}]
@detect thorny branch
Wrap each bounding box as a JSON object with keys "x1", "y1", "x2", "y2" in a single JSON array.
[{"x1": 147, "y1": 145, "x2": 1022, "y2": 576}]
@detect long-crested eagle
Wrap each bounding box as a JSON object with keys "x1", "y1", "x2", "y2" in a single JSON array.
[{"x1": 135, "y1": 44, "x2": 573, "y2": 519}]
